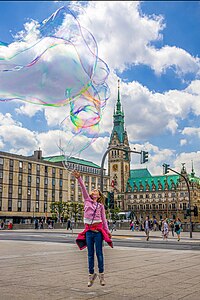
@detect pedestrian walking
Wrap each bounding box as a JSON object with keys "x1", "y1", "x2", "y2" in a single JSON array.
[
  {"x1": 34, "y1": 218, "x2": 39, "y2": 229},
  {"x1": 8, "y1": 221, "x2": 13, "y2": 230},
  {"x1": 39, "y1": 219, "x2": 44, "y2": 229},
  {"x1": 144, "y1": 216, "x2": 151, "y2": 241},
  {"x1": 162, "y1": 218, "x2": 169, "y2": 241},
  {"x1": 73, "y1": 170, "x2": 113, "y2": 287},
  {"x1": 111, "y1": 220, "x2": 117, "y2": 233},
  {"x1": 153, "y1": 218, "x2": 158, "y2": 231},
  {"x1": 170, "y1": 220, "x2": 174, "y2": 237},
  {"x1": 47, "y1": 219, "x2": 52, "y2": 229},
  {"x1": 0, "y1": 220, "x2": 4, "y2": 230},
  {"x1": 52, "y1": 220, "x2": 54, "y2": 229},
  {"x1": 174, "y1": 217, "x2": 182, "y2": 241},
  {"x1": 130, "y1": 220, "x2": 134, "y2": 231},
  {"x1": 158, "y1": 220, "x2": 162, "y2": 231},
  {"x1": 135, "y1": 220, "x2": 139, "y2": 231},
  {"x1": 67, "y1": 219, "x2": 72, "y2": 230}
]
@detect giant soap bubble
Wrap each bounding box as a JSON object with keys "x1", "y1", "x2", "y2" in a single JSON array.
[{"x1": 0, "y1": 6, "x2": 110, "y2": 159}]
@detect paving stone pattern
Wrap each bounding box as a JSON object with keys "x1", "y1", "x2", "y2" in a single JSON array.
[{"x1": 0, "y1": 240, "x2": 200, "y2": 300}]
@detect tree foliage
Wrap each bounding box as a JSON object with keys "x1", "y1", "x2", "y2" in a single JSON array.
[{"x1": 50, "y1": 201, "x2": 84, "y2": 222}]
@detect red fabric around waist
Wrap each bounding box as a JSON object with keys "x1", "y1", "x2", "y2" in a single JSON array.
[{"x1": 76, "y1": 223, "x2": 113, "y2": 250}]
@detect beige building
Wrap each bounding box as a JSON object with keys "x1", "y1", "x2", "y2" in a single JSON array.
[{"x1": 0, "y1": 150, "x2": 109, "y2": 224}]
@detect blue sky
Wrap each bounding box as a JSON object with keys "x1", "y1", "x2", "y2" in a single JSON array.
[{"x1": 0, "y1": 1, "x2": 200, "y2": 176}]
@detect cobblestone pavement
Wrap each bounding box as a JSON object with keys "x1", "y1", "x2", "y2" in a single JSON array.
[{"x1": 0, "y1": 239, "x2": 200, "y2": 300}]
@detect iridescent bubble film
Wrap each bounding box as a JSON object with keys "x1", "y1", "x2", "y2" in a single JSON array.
[{"x1": 0, "y1": 6, "x2": 110, "y2": 158}]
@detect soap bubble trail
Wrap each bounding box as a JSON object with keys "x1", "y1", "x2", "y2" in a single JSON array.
[{"x1": 0, "y1": 5, "x2": 110, "y2": 160}]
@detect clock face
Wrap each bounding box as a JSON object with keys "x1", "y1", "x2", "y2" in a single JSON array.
[{"x1": 113, "y1": 164, "x2": 118, "y2": 171}]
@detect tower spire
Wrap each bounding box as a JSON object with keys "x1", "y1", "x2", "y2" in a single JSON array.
[
  {"x1": 191, "y1": 160, "x2": 195, "y2": 177},
  {"x1": 116, "y1": 79, "x2": 121, "y2": 113}
]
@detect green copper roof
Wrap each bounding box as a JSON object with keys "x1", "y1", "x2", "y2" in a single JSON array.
[
  {"x1": 43, "y1": 155, "x2": 101, "y2": 169},
  {"x1": 130, "y1": 168, "x2": 152, "y2": 178},
  {"x1": 189, "y1": 174, "x2": 200, "y2": 185},
  {"x1": 127, "y1": 168, "x2": 179, "y2": 192}
]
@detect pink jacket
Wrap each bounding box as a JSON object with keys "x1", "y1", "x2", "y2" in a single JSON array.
[{"x1": 78, "y1": 177, "x2": 110, "y2": 233}]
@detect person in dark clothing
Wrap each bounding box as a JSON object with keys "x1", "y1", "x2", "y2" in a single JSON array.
[
  {"x1": 40, "y1": 219, "x2": 44, "y2": 229},
  {"x1": 67, "y1": 219, "x2": 72, "y2": 230},
  {"x1": 170, "y1": 220, "x2": 174, "y2": 237},
  {"x1": 34, "y1": 218, "x2": 39, "y2": 229}
]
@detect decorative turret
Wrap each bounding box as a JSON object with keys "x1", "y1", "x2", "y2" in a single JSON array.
[
  {"x1": 181, "y1": 163, "x2": 187, "y2": 175},
  {"x1": 191, "y1": 160, "x2": 195, "y2": 177}
]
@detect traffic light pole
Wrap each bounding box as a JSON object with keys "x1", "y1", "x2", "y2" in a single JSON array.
[
  {"x1": 167, "y1": 167, "x2": 192, "y2": 238},
  {"x1": 100, "y1": 147, "x2": 141, "y2": 193}
]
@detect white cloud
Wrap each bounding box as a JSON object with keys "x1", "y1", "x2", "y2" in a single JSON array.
[
  {"x1": 128, "y1": 141, "x2": 175, "y2": 175},
  {"x1": 44, "y1": 106, "x2": 69, "y2": 127},
  {"x1": 182, "y1": 127, "x2": 200, "y2": 139},
  {"x1": 166, "y1": 119, "x2": 178, "y2": 135},
  {"x1": 0, "y1": 138, "x2": 5, "y2": 149},
  {"x1": 0, "y1": 124, "x2": 37, "y2": 153},
  {"x1": 37, "y1": 130, "x2": 69, "y2": 157},
  {"x1": 0, "y1": 112, "x2": 21, "y2": 126},
  {"x1": 100, "y1": 77, "x2": 200, "y2": 142},
  {"x1": 180, "y1": 139, "x2": 187, "y2": 146},
  {"x1": 145, "y1": 46, "x2": 200, "y2": 76},
  {"x1": 15, "y1": 102, "x2": 43, "y2": 117},
  {"x1": 75, "y1": 1, "x2": 200, "y2": 76}
]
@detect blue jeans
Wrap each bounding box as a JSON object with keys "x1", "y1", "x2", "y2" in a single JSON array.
[{"x1": 86, "y1": 230, "x2": 104, "y2": 274}]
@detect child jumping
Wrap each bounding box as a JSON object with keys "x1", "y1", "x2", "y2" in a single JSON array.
[{"x1": 73, "y1": 170, "x2": 113, "y2": 287}]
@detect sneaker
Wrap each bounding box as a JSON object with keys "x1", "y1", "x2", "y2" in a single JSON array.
[
  {"x1": 99, "y1": 273, "x2": 106, "y2": 286},
  {"x1": 88, "y1": 273, "x2": 97, "y2": 287}
]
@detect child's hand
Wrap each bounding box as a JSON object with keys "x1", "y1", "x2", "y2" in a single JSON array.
[
  {"x1": 72, "y1": 170, "x2": 80, "y2": 179},
  {"x1": 108, "y1": 232, "x2": 112, "y2": 239}
]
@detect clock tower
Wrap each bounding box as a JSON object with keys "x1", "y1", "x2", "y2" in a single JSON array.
[{"x1": 108, "y1": 80, "x2": 131, "y2": 209}]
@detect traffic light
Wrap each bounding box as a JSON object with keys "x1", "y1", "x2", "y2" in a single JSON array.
[
  {"x1": 186, "y1": 208, "x2": 191, "y2": 216},
  {"x1": 141, "y1": 151, "x2": 149, "y2": 164},
  {"x1": 163, "y1": 163, "x2": 170, "y2": 175},
  {"x1": 194, "y1": 205, "x2": 198, "y2": 217}
]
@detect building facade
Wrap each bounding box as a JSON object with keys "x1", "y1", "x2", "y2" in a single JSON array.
[
  {"x1": 125, "y1": 164, "x2": 200, "y2": 223},
  {"x1": 0, "y1": 150, "x2": 109, "y2": 224}
]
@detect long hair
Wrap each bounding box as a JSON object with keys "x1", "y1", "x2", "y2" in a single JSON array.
[
  {"x1": 90, "y1": 190, "x2": 105, "y2": 205},
  {"x1": 97, "y1": 190, "x2": 105, "y2": 205}
]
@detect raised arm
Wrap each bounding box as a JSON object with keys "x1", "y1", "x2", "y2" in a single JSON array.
[{"x1": 72, "y1": 170, "x2": 90, "y2": 201}]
